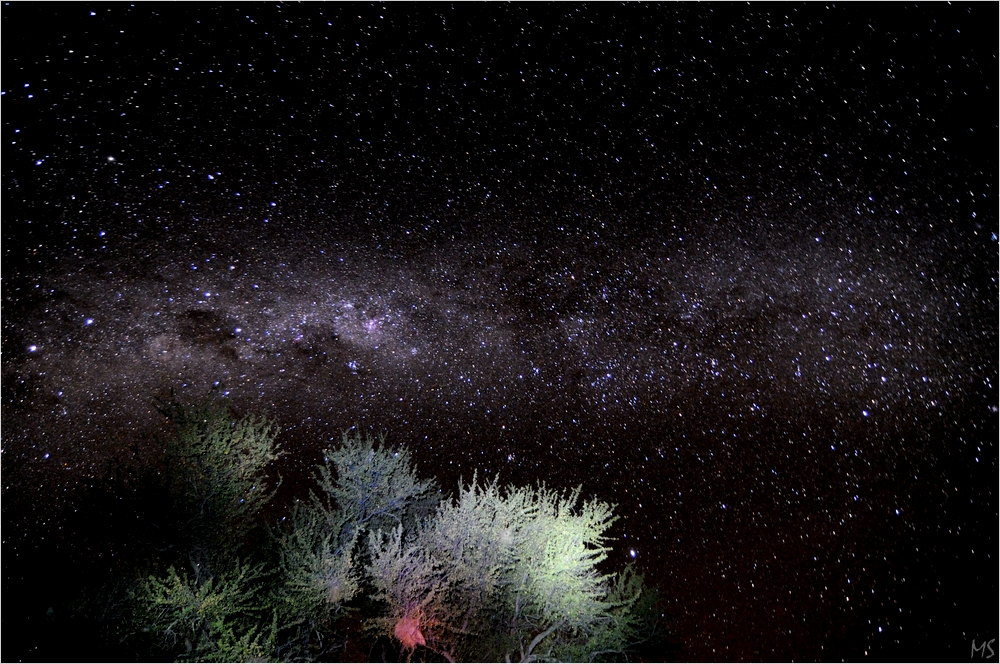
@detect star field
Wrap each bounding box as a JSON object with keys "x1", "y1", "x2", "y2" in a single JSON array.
[{"x1": 3, "y1": 4, "x2": 996, "y2": 661}]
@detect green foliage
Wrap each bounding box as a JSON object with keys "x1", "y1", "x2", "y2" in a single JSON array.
[
  {"x1": 117, "y1": 406, "x2": 663, "y2": 662},
  {"x1": 551, "y1": 565, "x2": 661, "y2": 663},
  {"x1": 277, "y1": 501, "x2": 359, "y2": 618},
  {"x1": 124, "y1": 398, "x2": 285, "y2": 661},
  {"x1": 135, "y1": 561, "x2": 274, "y2": 662},
  {"x1": 272, "y1": 501, "x2": 360, "y2": 660},
  {"x1": 270, "y1": 429, "x2": 438, "y2": 659},
  {"x1": 311, "y1": 430, "x2": 438, "y2": 540},
  {"x1": 160, "y1": 399, "x2": 283, "y2": 561},
  {"x1": 366, "y1": 476, "x2": 655, "y2": 662}
]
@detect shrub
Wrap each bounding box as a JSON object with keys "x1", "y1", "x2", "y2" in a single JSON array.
[
  {"x1": 271, "y1": 430, "x2": 438, "y2": 659},
  {"x1": 158, "y1": 398, "x2": 283, "y2": 570},
  {"x1": 122, "y1": 405, "x2": 661, "y2": 662},
  {"x1": 272, "y1": 501, "x2": 360, "y2": 660},
  {"x1": 134, "y1": 560, "x2": 274, "y2": 662},
  {"x1": 310, "y1": 430, "x2": 439, "y2": 540},
  {"x1": 366, "y1": 476, "x2": 658, "y2": 662}
]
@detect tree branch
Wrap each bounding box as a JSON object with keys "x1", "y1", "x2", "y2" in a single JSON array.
[
  {"x1": 588, "y1": 648, "x2": 627, "y2": 662},
  {"x1": 521, "y1": 622, "x2": 559, "y2": 663}
]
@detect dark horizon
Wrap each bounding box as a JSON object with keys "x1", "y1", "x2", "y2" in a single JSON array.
[{"x1": 3, "y1": 3, "x2": 996, "y2": 661}]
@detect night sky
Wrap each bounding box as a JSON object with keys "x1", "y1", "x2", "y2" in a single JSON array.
[{"x1": 2, "y1": 3, "x2": 997, "y2": 661}]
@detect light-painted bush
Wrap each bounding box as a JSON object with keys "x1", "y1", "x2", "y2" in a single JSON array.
[{"x1": 367, "y1": 476, "x2": 656, "y2": 662}]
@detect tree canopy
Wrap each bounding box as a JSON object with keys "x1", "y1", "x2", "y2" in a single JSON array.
[{"x1": 110, "y1": 399, "x2": 664, "y2": 662}]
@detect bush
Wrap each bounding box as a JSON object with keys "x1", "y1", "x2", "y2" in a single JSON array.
[
  {"x1": 157, "y1": 398, "x2": 283, "y2": 571},
  {"x1": 311, "y1": 430, "x2": 439, "y2": 538},
  {"x1": 272, "y1": 430, "x2": 438, "y2": 659},
  {"x1": 272, "y1": 500, "x2": 360, "y2": 660},
  {"x1": 121, "y1": 399, "x2": 285, "y2": 661},
  {"x1": 134, "y1": 560, "x2": 274, "y2": 662},
  {"x1": 366, "y1": 477, "x2": 659, "y2": 662},
  {"x1": 119, "y1": 402, "x2": 661, "y2": 662}
]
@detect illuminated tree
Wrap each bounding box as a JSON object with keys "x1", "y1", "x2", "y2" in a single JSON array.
[
  {"x1": 127, "y1": 399, "x2": 284, "y2": 661},
  {"x1": 366, "y1": 476, "x2": 658, "y2": 662},
  {"x1": 122, "y1": 409, "x2": 659, "y2": 662},
  {"x1": 133, "y1": 560, "x2": 274, "y2": 662},
  {"x1": 309, "y1": 430, "x2": 439, "y2": 540},
  {"x1": 272, "y1": 430, "x2": 437, "y2": 659},
  {"x1": 158, "y1": 398, "x2": 283, "y2": 573},
  {"x1": 271, "y1": 499, "x2": 360, "y2": 660}
]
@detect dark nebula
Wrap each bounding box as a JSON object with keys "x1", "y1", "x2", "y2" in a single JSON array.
[{"x1": 3, "y1": 3, "x2": 996, "y2": 661}]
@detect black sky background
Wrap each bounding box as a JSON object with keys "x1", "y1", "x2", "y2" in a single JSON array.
[{"x1": 2, "y1": 3, "x2": 997, "y2": 661}]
